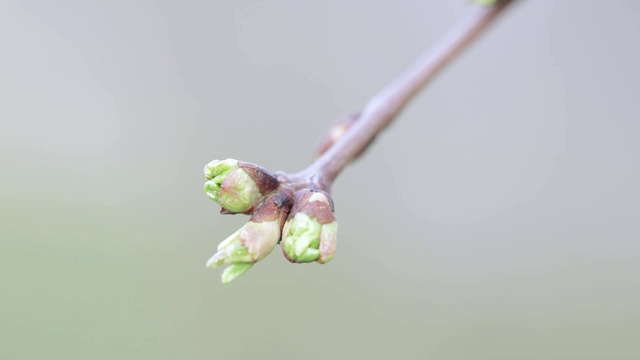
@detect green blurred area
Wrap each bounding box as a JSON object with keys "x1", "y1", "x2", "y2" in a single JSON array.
[{"x1": 2, "y1": 1, "x2": 640, "y2": 359}]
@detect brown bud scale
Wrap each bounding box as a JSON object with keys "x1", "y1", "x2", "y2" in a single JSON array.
[
  {"x1": 250, "y1": 189, "x2": 293, "y2": 224},
  {"x1": 289, "y1": 189, "x2": 335, "y2": 224},
  {"x1": 239, "y1": 162, "x2": 280, "y2": 195}
]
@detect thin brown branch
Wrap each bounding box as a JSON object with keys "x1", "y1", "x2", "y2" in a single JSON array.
[{"x1": 290, "y1": 0, "x2": 516, "y2": 190}]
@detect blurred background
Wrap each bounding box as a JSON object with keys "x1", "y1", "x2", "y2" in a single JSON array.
[{"x1": 1, "y1": 1, "x2": 639, "y2": 359}]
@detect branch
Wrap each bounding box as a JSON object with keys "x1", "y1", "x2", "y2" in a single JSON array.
[
  {"x1": 203, "y1": 1, "x2": 517, "y2": 284},
  {"x1": 291, "y1": 0, "x2": 516, "y2": 190}
]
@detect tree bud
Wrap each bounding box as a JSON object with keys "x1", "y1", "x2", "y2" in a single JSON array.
[
  {"x1": 281, "y1": 190, "x2": 337, "y2": 264},
  {"x1": 314, "y1": 113, "x2": 374, "y2": 159},
  {"x1": 206, "y1": 190, "x2": 293, "y2": 284},
  {"x1": 203, "y1": 159, "x2": 279, "y2": 214},
  {"x1": 315, "y1": 114, "x2": 358, "y2": 158}
]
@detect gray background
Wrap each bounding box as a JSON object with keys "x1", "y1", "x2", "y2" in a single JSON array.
[{"x1": 2, "y1": 1, "x2": 639, "y2": 359}]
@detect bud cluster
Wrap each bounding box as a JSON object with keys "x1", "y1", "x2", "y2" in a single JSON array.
[{"x1": 203, "y1": 158, "x2": 338, "y2": 284}]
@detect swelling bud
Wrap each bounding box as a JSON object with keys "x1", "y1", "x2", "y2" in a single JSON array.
[
  {"x1": 206, "y1": 191, "x2": 292, "y2": 284},
  {"x1": 203, "y1": 159, "x2": 279, "y2": 214},
  {"x1": 282, "y1": 190, "x2": 337, "y2": 264}
]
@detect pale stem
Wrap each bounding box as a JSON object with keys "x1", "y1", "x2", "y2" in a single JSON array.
[{"x1": 290, "y1": 0, "x2": 515, "y2": 190}]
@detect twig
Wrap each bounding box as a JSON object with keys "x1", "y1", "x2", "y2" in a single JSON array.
[
  {"x1": 204, "y1": 1, "x2": 518, "y2": 283},
  {"x1": 289, "y1": 0, "x2": 515, "y2": 190}
]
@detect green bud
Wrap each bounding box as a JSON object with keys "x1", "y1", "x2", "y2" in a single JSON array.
[
  {"x1": 282, "y1": 190, "x2": 337, "y2": 264},
  {"x1": 204, "y1": 158, "x2": 239, "y2": 180},
  {"x1": 203, "y1": 159, "x2": 279, "y2": 214},
  {"x1": 221, "y1": 263, "x2": 253, "y2": 284},
  {"x1": 282, "y1": 212, "x2": 322, "y2": 262},
  {"x1": 206, "y1": 220, "x2": 279, "y2": 264},
  {"x1": 216, "y1": 168, "x2": 262, "y2": 213},
  {"x1": 206, "y1": 191, "x2": 293, "y2": 284},
  {"x1": 203, "y1": 158, "x2": 239, "y2": 201}
]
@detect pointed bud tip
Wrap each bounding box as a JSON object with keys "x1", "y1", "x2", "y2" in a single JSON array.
[
  {"x1": 204, "y1": 158, "x2": 239, "y2": 180},
  {"x1": 206, "y1": 253, "x2": 223, "y2": 268},
  {"x1": 206, "y1": 227, "x2": 253, "y2": 269},
  {"x1": 203, "y1": 159, "x2": 243, "y2": 207},
  {"x1": 204, "y1": 180, "x2": 220, "y2": 201},
  {"x1": 221, "y1": 263, "x2": 253, "y2": 284},
  {"x1": 208, "y1": 217, "x2": 283, "y2": 282}
]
